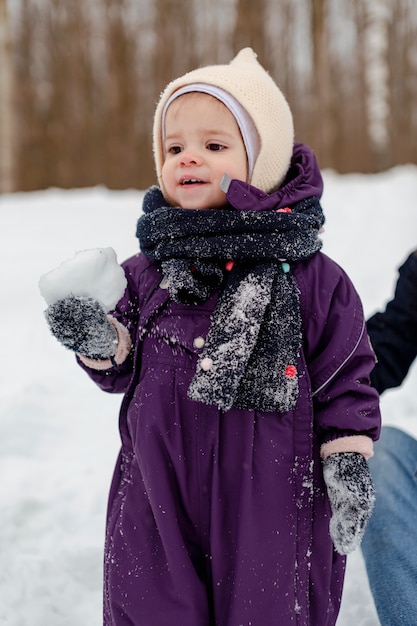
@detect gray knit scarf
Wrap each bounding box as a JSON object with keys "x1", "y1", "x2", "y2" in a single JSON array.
[{"x1": 137, "y1": 186, "x2": 324, "y2": 412}]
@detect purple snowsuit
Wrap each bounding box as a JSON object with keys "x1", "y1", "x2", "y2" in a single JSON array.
[{"x1": 79, "y1": 146, "x2": 380, "y2": 625}]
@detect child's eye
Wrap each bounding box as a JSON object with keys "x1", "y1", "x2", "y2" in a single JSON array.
[
  {"x1": 168, "y1": 146, "x2": 182, "y2": 155},
  {"x1": 207, "y1": 143, "x2": 225, "y2": 151}
]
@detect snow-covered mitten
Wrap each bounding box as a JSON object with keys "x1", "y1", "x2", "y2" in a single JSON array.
[
  {"x1": 322, "y1": 452, "x2": 375, "y2": 555},
  {"x1": 44, "y1": 296, "x2": 118, "y2": 359}
]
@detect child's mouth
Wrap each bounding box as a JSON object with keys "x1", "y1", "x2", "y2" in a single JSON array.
[{"x1": 181, "y1": 179, "x2": 205, "y2": 185}]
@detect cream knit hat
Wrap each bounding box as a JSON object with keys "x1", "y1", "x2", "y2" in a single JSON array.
[{"x1": 153, "y1": 48, "x2": 294, "y2": 196}]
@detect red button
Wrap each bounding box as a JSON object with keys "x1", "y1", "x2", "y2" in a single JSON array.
[{"x1": 285, "y1": 365, "x2": 297, "y2": 378}]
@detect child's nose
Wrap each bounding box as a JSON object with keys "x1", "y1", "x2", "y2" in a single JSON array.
[{"x1": 180, "y1": 150, "x2": 202, "y2": 166}]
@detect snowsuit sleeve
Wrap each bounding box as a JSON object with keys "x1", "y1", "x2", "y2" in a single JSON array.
[
  {"x1": 367, "y1": 251, "x2": 417, "y2": 394},
  {"x1": 76, "y1": 253, "x2": 157, "y2": 394},
  {"x1": 295, "y1": 253, "x2": 381, "y2": 452}
]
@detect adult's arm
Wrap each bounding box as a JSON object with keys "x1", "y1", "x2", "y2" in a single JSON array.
[{"x1": 367, "y1": 251, "x2": 417, "y2": 394}]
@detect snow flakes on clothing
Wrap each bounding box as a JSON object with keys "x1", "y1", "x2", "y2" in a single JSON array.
[
  {"x1": 188, "y1": 261, "x2": 302, "y2": 412},
  {"x1": 188, "y1": 267, "x2": 273, "y2": 410},
  {"x1": 323, "y1": 452, "x2": 376, "y2": 555}
]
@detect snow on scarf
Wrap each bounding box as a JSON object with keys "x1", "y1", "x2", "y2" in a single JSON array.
[{"x1": 137, "y1": 185, "x2": 324, "y2": 412}]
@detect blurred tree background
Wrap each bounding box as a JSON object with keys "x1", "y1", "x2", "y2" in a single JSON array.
[{"x1": 1, "y1": 0, "x2": 416, "y2": 193}]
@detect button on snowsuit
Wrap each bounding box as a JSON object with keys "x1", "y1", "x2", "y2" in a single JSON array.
[{"x1": 81, "y1": 250, "x2": 379, "y2": 626}]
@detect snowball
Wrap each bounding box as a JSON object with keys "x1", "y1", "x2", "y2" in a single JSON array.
[{"x1": 39, "y1": 247, "x2": 127, "y2": 312}]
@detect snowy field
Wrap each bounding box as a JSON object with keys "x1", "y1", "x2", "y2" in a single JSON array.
[{"x1": 1, "y1": 167, "x2": 417, "y2": 625}]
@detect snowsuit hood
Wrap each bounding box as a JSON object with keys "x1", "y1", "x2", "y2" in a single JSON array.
[{"x1": 220, "y1": 141, "x2": 323, "y2": 211}]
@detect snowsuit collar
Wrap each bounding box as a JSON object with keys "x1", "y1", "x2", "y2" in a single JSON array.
[{"x1": 221, "y1": 142, "x2": 324, "y2": 211}]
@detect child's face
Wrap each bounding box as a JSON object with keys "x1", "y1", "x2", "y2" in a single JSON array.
[{"x1": 161, "y1": 93, "x2": 248, "y2": 209}]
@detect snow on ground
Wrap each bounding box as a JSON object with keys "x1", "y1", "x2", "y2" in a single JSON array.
[{"x1": 1, "y1": 168, "x2": 416, "y2": 625}]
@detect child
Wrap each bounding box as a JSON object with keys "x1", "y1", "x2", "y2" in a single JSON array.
[{"x1": 44, "y1": 48, "x2": 380, "y2": 626}]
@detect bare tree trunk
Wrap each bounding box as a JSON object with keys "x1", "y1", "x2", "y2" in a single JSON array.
[
  {"x1": 387, "y1": 0, "x2": 416, "y2": 167},
  {"x1": 233, "y1": 0, "x2": 268, "y2": 65},
  {"x1": 0, "y1": 0, "x2": 16, "y2": 193},
  {"x1": 362, "y1": 0, "x2": 392, "y2": 171},
  {"x1": 103, "y1": 0, "x2": 139, "y2": 188},
  {"x1": 311, "y1": 0, "x2": 336, "y2": 168}
]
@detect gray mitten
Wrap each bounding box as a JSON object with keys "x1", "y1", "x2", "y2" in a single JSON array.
[
  {"x1": 44, "y1": 296, "x2": 118, "y2": 359},
  {"x1": 323, "y1": 452, "x2": 375, "y2": 555}
]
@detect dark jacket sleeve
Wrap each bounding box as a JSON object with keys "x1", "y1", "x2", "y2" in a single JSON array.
[{"x1": 367, "y1": 251, "x2": 417, "y2": 394}]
